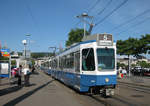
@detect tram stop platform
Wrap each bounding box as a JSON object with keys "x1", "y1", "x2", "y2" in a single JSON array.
[{"x1": 0, "y1": 70, "x2": 84, "y2": 106}]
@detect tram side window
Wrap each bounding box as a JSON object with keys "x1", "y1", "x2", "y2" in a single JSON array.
[
  {"x1": 82, "y1": 48, "x2": 95, "y2": 71},
  {"x1": 70, "y1": 53, "x2": 74, "y2": 69},
  {"x1": 59, "y1": 57, "x2": 63, "y2": 70}
]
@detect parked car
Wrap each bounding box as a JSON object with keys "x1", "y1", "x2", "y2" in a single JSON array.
[
  {"x1": 131, "y1": 66, "x2": 145, "y2": 76},
  {"x1": 143, "y1": 68, "x2": 150, "y2": 76}
]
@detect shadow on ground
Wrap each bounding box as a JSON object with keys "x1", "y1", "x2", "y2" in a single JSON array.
[
  {"x1": 0, "y1": 86, "x2": 23, "y2": 96},
  {"x1": 3, "y1": 80, "x2": 54, "y2": 106},
  {"x1": 0, "y1": 83, "x2": 36, "y2": 96},
  {"x1": 31, "y1": 71, "x2": 39, "y2": 75}
]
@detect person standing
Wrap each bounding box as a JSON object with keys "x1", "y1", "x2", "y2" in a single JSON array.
[
  {"x1": 31, "y1": 66, "x2": 35, "y2": 73},
  {"x1": 22, "y1": 66, "x2": 31, "y2": 87},
  {"x1": 17, "y1": 65, "x2": 22, "y2": 87}
]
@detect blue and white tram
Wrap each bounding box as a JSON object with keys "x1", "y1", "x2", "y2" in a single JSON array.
[{"x1": 49, "y1": 34, "x2": 117, "y2": 96}]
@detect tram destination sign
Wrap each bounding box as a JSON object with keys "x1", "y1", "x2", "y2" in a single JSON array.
[
  {"x1": 97, "y1": 34, "x2": 113, "y2": 46},
  {"x1": 82, "y1": 33, "x2": 113, "y2": 46}
]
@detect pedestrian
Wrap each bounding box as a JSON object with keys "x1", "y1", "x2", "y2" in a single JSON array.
[
  {"x1": 17, "y1": 65, "x2": 22, "y2": 87},
  {"x1": 22, "y1": 66, "x2": 31, "y2": 87},
  {"x1": 31, "y1": 65, "x2": 35, "y2": 73}
]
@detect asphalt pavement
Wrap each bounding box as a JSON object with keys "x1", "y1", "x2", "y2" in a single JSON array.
[
  {"x1": 117, "y1": 75, "x2": 150, "y2": 87},
  {"x1": 0, "y1": 70, "x2": 85, "y2": 106}
]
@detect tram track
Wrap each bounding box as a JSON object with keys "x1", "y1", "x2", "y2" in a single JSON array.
[
  {"x1": 118, "y1": 82, "x2": 150, "y2": 94},
  {"x1": 88, "y1": 94, "x2": 140, "y2": 106},
  {"x1": 45, "y1": 73, "x2": 148, "y2": 106},
  {"x1": 89, "y1": 95, "x2": 111, "y2": 106}
]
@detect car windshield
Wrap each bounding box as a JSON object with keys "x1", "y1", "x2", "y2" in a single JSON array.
[{"x1": 97, "y1": 48, "x2": 115, "y2": 70}]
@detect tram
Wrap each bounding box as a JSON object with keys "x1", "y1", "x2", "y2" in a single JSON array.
[{"x1": 43, "y1": 34, "x2": 117, "y2": 96}]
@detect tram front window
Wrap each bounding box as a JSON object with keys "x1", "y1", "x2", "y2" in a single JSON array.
[
  {"x1": 82, "y1": 48, "x2": 95, "y2": 71},
  {"x1": 97, "y1": 48, "x2": 115, "y2": 70}
]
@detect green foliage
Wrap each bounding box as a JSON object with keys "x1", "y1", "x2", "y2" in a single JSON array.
[
  {"x1": 18, "y1": 52, "x2": 22, "y2": 56},
  {"x1": 116, "y1": 40, "x2": 125, "y2": 55},
  {"x1": 65, "y1": 28, "x2": 89, "y2": 47},
  {"x1": 11, "y1": 60, "x2": 16, "y2": 66},
  {"x1": 117, "y1": 37, "x2": 138, "y2": 56},
  {"x1": 117, "y1": 34, "x2": 150, "y2": 58},
  {"x1": 31, "y1": 52, "x2": 53, "y2": 59},
  {"x1": 139, "y1": 34, "x2": 150, "y2": 54},
  {"x1": 31, "y1": 60, "x2": 35, "y2": 65},
  {"x1": 117, "y1": 62, "x2": 126, "y2": 68},
  {"x1": 131, "y1": 64, "x2": 136, "y2": 68},
  {"x1": 137, "y1": 61, "x2": 150, "y2": 68}
]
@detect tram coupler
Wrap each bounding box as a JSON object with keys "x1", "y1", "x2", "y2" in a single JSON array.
[
  {"x1": 100, "y1": 88, "x2": 114, "y2": 97},
  {"x1": 105, "y1": 88, "x2": 114, "y2": 96}
]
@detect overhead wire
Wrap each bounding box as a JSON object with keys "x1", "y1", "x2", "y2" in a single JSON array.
[
  {"x1": 74, "y1": 0, "x2": 101, "y2": 29},
  {"x1": 93, "y1": 0, "x2": 112, "y2": 24},
  {"x1": 95, "y1": 0, "x2": 128, "y2": 26},
  {"x1": 97, "y1": 0, "x2": 112, "y2": 16},
  {"x1": 116, "y1": 17, "x2": 150, "y2": 35},
  {"x1": 87, "y1": 0, "x2": 102, "y2": 13},
  {"x1": 24, "y1": 0, "x2": 40, "y2": 33},
  {"x1": 74, "y1": 20, "x2": 81, "y2": 28},
  {"x1": 110, "y1": 9, "x2": 150, "y2": 32}
]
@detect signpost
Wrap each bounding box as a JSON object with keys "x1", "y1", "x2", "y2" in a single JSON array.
[{"x1": 0, "y1": 49, "x2": 11, "y2": 78}]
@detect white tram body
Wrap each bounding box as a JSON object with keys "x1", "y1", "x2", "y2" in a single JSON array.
[{"x1": 43, "y1": 34, "x2": 117, "y2": 96}]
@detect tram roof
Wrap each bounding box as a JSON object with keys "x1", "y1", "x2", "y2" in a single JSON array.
[
  {"x1": 57, "y1": 39, "x2": 96, "y2": 55},
  {"x1": 56, "y1": 33, "x2": 114, "y2": 56}
]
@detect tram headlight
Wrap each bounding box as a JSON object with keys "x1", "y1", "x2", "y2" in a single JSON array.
[{"x1": 105, "y1": 78, "x2": 109, "y2": 82}]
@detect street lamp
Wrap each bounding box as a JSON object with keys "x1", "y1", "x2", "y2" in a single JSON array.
[
  {"x1": 26, "y1": 34, "x2": 31, "y2": 49},
  {"x1": 76, "y1": 13, "x2": 94, "y2": 36},
  {"x1": 22, "y1": 39, "x2": 27, "y2": 59}
]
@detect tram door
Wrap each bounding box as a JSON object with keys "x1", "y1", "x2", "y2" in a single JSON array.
[
  {"x1": 81, "y1": 48, "x2": 95, "y2": 71},
  {"x1": 74, "y1": 51, "x2": 80, "y2": 89},
  {"x1": 74, "y1": 51, "x2": 80, "y2": 73}
]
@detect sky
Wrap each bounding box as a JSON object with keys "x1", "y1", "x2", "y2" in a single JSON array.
[{"x1": 0, "y1": 0, "x2": 150, "y2": 53}]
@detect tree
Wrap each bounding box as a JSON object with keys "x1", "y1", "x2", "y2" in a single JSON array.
[
  {"x1": 116, "y1": 34, "x2": 150, "y2": 71},
  {"x1": 117, "y1": 37, "x2": 138, "y2": 56},
  {"x1": 117, "y1": 34, "x2": 150, "y2": 57},
  {"x1": 139, "y1": 34, "x2": 150, "y2": 54},
  {"x1": 117, "y1": 37, "x2": 138, "y2": 71},
  {"x1": 116, "y1": 40, "x2": 126, "y2": 55},
  {"x1": 31, "y1": 52, "x2": 53, "y2": 59},
  {"x1": 65, "y1": 28, "x2": 88, "y2": 47},
  {"x1": 11, "y1": 60, "x2": 16, "y2": 66},
  {"x1": 137, "y1": 61, "x2": 150, "y2": 68},
  {"x1": 117, "y1": 62, "x2": 126, "y2": 69}
]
